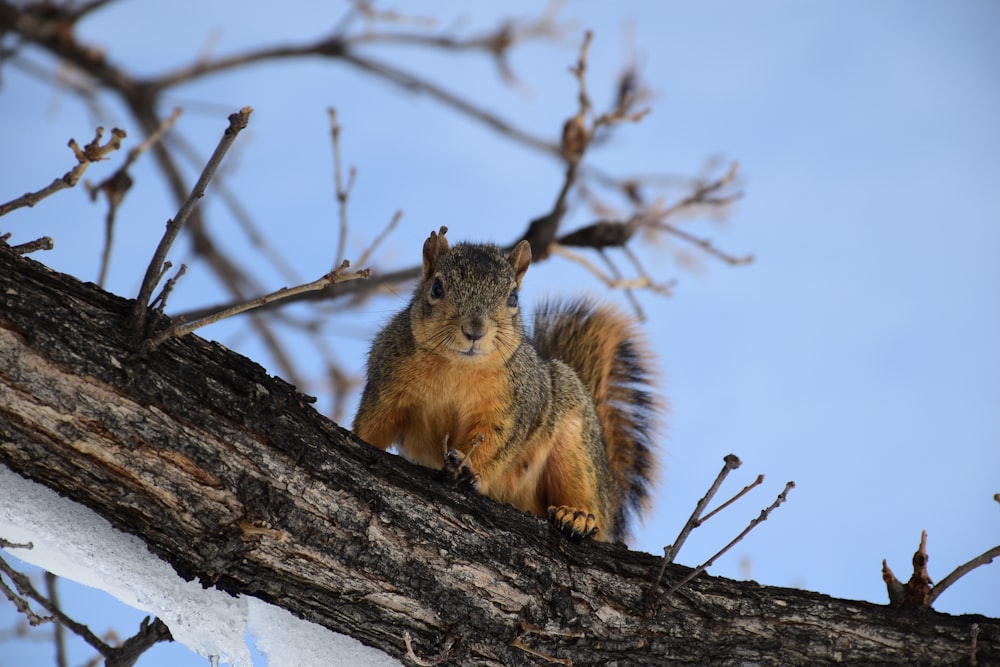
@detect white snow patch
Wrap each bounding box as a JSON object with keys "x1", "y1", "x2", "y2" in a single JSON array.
[
  {"x1": 0, "y1": 466, "x2": 399, "y2": 666},
  {"x1": 248, "y1": 597, "x2": 399, "y2": 667}
]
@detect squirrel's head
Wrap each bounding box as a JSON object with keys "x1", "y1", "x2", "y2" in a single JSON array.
[{"x1": 412, "y1": 226, "x2": 531, "y2": 362}]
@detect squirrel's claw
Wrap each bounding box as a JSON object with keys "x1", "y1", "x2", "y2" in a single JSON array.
[
  {"x1": 548, "y1": 505, "x2": 600, "y2": 541},
  {"x1": 443, "y1": 448, "x2": 481, "y2": 490}
]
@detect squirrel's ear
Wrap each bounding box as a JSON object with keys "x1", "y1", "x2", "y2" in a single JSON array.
[
  {"x1": 422, "y1": 226, "x2": 450, "y2": 280},
  {"x1": 508, "y1": 239, "x2": 531, "y2": 285}
]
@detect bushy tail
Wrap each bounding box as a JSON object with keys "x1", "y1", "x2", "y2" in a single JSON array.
[{"x1": 532, "y1": 298, "x2": 660, "y2": 541}]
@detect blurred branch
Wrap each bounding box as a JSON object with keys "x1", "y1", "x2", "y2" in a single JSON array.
[
  {"x1": 2, "y1": 234, "x2": 55, "y2": 254},
  {"x1": 44, "y1": 572, "x2": 68, "y2": 667},
  {"x1": 328, "y1": 107, "x2": 355, "y2": 267},
  {"x1": 88, "y1": 107, "x2": 182, "y2": 287}
]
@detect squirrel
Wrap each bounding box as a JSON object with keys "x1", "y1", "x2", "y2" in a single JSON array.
[{"x1": 351, "y1": 226, "x2": 659, "y2": 543}]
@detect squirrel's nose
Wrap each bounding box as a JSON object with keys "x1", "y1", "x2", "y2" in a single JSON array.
[{"x1": 462, "y1": 317, "x2": 486, "y2": 342}]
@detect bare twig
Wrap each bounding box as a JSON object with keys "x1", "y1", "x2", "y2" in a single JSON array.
[
  {"x1": 0, "y1": 552, "x2": 170, "y2": 665},
  {"x1": 327, "y1": 107, "x2": 356, "y2": 266},
  {"x1": 643, "y1": 455, "x2": 744, "y2": 612},
  {"x1": 130, "y1": 107, "x2": 253, "y2": 336},
  {"x1": 353, "y1": 209, "x2": 404, "y2": 270},
  {"x1": 658, "y1": 161, "x2": 742, "y2": 218},
  {"x1": 10, "y1": 236, "x2": 54, "y2": 254},
  {"x1": 45, "y1": 572, "x2": 68, "y2": 667},
  {"x1": 148, "y1": 260, "x2": 371, "y2": 349},
  {"x1": 0, "y1": 557, "x2": 55, "y2": 627},
  {"x1": 0, "y1": 556, "x2": 99, "y2": 644},
  {"x1": 661, "y1": 481, "x2": 795, "y2": 600},
  {"x1": 551, "y1": 243, "x2": 671, "y2": 293},
  {"x1": 0, "y1": 126, "x2": 126, "y2": 217},
  {"x1": 652, "y1": 219, "x2": 754, "y2": 266},
  {"x1": 598, "y1": 247, "x2": 644, "y2": 319},
  {"x1": 699, "y1": 474, "x2": 766, "y2": 526},
  {"x1": 150, "y1": 263, "x2": 187, "y2": 314},
  {"x1": 929, "y1": 544, "x2": 1000, "y2": 606},
  {"x1": 90, "y1": 108, "x2": 182, "y2": 287},
  {"x1": 342, "y1": 49, "x2": 558, "y2": 156},
  {"x1": 665, "y1": 454, "x2": 742, "y2": 565},
  {"x1": 167, "y1": 129, "x2": 302, "y2": 284}
]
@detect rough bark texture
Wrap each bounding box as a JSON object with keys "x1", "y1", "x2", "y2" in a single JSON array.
[{"x1": 0, "y1": 245, "x2": 995, "y2": 666}]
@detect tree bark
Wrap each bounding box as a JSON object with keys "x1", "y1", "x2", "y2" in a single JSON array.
[{"x1": 0, "y1": 246, "x2": 995, "y2": 666}]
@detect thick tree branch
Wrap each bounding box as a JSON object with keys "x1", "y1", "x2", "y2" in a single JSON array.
[{"x1": 1, "y1": 248, "x2": 996, "y2": 666}]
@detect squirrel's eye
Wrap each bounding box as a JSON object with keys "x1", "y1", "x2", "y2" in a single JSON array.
[
  {"x1": 507, "y1": 288, "x2": 519, "y2": 308},
  {"x1": 429, "y1": 277, "x2": 445, "y2": 301}
]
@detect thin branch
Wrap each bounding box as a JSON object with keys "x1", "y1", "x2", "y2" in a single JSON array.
[
  {"x1": 348, "y1": 0, "x2": 437, "y2": 28},
  {"x1": 89, "y1": 107, "x2": 182, "y2": 287},
  {"x1": 0, "y1": 554, "x2": 108, "y2": 650},
  {"x1": 643, "y1": 455, "x2": 744, "y2": 613},
  {"x1": 598, "y1": 247, "x2": 644, "y2": 320},
  {"x1": 45, "y1": 572, "x2": 68, "y2": 667},
  {"x1": 0, "y1": 126, "x2": 126, "y2": 217},
  {"x1": 665, "y1": 454, "x2": 742, "y2": 566},
  {"x1": 698, "y1": 474, "x2": 766, "y2": 526},
  {"x1": 929, "y1": 544, "x2": 1000, "y2": 606},
  {"x1": 341, "y1": 49, "x2": 558, "y2": 156},
  {"x1": 147, "y1": 36, "x2": 559, "y2": 157},
  {"x1": 550, "y1": 243, "x2": 672, "y2": 294},
  {"x1": 148, "y1": 260, "x2": 371, "y2": 350},
  {"x1": 651, "y1": 218, "x2": 754, "y2": 266},
  {"x1": 10, "y1": 236, "x2": 55, "y2": 254},
  {"x1": 172, "y1": 263, "x2": 422, "y2": 323},
  {"x1": 661, "y1": 161, "x2": 741, "y2": 216},
  {"x1": 354, "y1": 209, "x2": 404, "y2": 270},
  {"x1": 661, "y1": 481, "x2": 796, "y2": 600},
  {"x1": 166, "y1": 127, "x2": 302, "y2": 284},
  {"x1": 0, "y1": 557, "x2": 54, "y2": 627},
  {"x1": 150, "y1": 263, "x2": 187, "y2": 313},
  {"x1": 327, "y1": 107, "x2": 355, "y2": 266},
  {"x1": 130, "y1": 107, "x2": 253, "y2": 335}
]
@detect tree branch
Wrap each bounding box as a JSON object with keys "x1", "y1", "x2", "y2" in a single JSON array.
[
  {"x1": 1, "y1": 244, "x2": 996, "y2": 666},
  {"x1": 0, "y1": 126, "x2": 126, "y2": 217},
  {"x1": 130, "y1": 107, "x2": 252, "y2": 335}
]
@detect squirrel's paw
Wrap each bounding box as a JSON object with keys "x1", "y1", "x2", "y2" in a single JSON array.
[
  {"x1": 443, "y1": 448, "x2": 481, "y2": 490},
  {"x1": 547, "y1": 506, "x2": 600, "y2": 541}
]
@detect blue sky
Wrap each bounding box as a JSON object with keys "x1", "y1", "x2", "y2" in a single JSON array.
[{"x1": 1, "y1": 2, "x2": 998, "y2": 664}]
